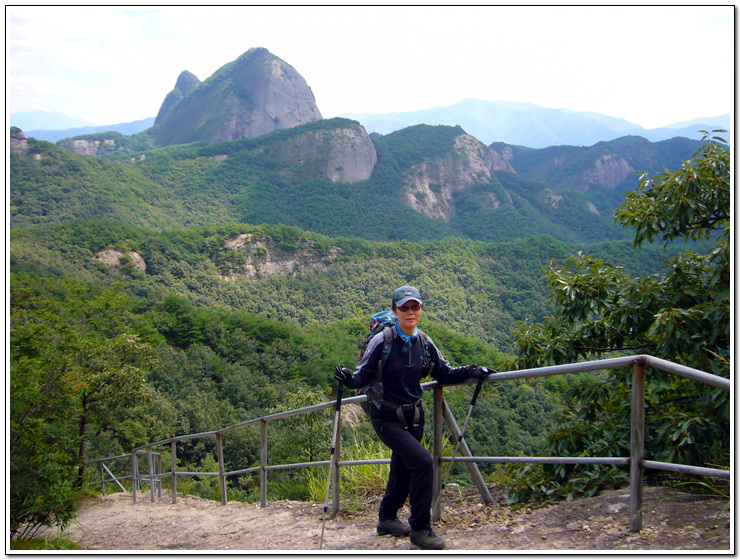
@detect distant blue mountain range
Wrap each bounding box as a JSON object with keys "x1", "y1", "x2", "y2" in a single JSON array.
[
  {"x1": 12, "y1": 116, "x2": 156, "y2": 143},
  {"x1": 339, "y1": 99, "x2": 730, "y2": 148},
  {"x1": 11, "y1": 100, "x2": 730, "y2": 149}
]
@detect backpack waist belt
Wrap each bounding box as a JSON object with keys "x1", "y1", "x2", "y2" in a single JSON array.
[{"x1": 367, "y1": 389, "x2": 422, "y2": 429}]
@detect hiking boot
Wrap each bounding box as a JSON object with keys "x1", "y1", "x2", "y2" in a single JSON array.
[
  {"x1": 410, "y1": 525, "x2": 446, "y2": 550},
  {"x1": 377, "y1": 517, "x2": 412, "y2": 536}
]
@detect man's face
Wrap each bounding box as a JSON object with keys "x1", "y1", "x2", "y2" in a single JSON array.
[{"x1": 393, "y1": 300, "x2": 422, "y2": 334}]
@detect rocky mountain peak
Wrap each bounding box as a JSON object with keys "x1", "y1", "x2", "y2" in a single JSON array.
[
  {"x1": 153, "y1": 48, "x2": 322, "y2": 146},
  {"x1": 154, "y1": 70, "x2": 202, "y2": 125}
]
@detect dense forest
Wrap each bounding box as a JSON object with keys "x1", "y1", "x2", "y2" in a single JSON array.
[{"x1": 9, "y1": 124, "x2": 729, "y2": 540}]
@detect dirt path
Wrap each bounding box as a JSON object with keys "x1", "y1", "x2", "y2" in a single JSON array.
[{"x1": 52, "y1": 485, "x2": 730, "y2": 552}]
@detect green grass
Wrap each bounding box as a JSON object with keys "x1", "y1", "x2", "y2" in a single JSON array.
[
  {"x1": 10, "y1": 537, "x2": 85, "y2": 550},
  {"x1": 306, "y1": 437, "x2": 391, "y2": 504}
]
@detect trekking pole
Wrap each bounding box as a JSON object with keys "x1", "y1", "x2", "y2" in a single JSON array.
[
  {"x1": 319, "y1": 381, "x2": 344, "y2": 550},
  {"x1": 433, "y1": 368, "x2": 491, "y2": 514}
]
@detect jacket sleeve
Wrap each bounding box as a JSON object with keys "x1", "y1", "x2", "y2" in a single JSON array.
[
  {"x1": 426, "y1": 336, "x2": 474, "y2": 386},
  {"x1": 343, "y1": 332, "x2": 385, "y2": 390}
]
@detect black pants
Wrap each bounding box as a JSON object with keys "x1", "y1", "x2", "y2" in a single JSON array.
[{"x1": 370, "y1": 402, "x2": 432, "y2": 531}]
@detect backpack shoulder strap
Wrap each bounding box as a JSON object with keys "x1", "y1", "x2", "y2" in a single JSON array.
[
  {"x1": 375, "y1": 326, "x2": 394, "y2": 400},
  {"x1": 417, "y1": 329, "x2": 434, "y2": 375}
]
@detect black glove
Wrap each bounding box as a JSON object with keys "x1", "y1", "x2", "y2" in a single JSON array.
[
  {"x1": 334, "y1": 364, "x2": 353, "y2": 384},
  {"x1": 470, "y1": 366, "x2": 493, "y2": 379}
]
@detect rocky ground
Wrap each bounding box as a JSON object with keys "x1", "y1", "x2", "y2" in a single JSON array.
[{"x1": 43, "y1": 484, "x2": 730, "y2": 552}]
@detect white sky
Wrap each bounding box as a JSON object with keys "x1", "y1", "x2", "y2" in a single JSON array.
[{"x1": 6, "y1": 5, "x2": 734, "y2": 129}]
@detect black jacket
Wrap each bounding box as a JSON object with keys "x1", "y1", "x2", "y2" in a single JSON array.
[{"x1": 345, "y1": 326, "x2": 473, "y2": 406}]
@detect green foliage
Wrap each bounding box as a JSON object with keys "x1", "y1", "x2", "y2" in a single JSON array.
[
  {"x1": 508, "y1": 132, "x2": 730, "y2": 503},
  {"x1": 9, "y1": 278, "x2": 153, "y2": 536},
  {"x1": 618, "y1": 131, "x2": 730, "y2": 248}
]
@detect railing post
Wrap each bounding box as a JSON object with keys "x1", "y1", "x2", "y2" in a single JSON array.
[
  {"x1": 432, "y1": 385, "x2": 444, "y2": 522},
  {"x1": 99, "y1": 460, "x2": 106, "y2": 496},
  {"x1": 132, "y1": 452, "x2": 138, "y2": 503},
  {"x1": 260, "y1": 420, "x2": 268, "y2": 507},
  {"x1": 331, "y1": 408, "x2": 342, "y2": 517},
  {"x1": 630, "y1": 358, "x2": 646, "y2": 532},
  {"x1": 217, "y1": 433, "x2": 227, "y2": 505},
  {"x1": 148, "y1": 447, "x2": 156, "y2": 503},
  {"x1": 442, "y1": 401, "x2": 494, "y2": 504},
  {"x1": 171, "y1": 440, "x2": 177, "y2": 504},
  {"x1": 157, "y1": 454, "x2": 162, "y2": 499}
]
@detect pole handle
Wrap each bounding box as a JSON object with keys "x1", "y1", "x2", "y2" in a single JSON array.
[
  {"x1": 470, "y1": 374, "x2": 485, "y2": 406},
  {"x1": 335, "y1": 382, "x2": 344, "y2": 412}
]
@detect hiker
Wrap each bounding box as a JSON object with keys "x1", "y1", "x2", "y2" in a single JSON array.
[{"x1": 334, "y1": 285, "x2": 490, "y2": 550}]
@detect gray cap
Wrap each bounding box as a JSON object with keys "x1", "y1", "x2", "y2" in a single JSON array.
[{"x1": 393, "y1": 285, "x2": 422, "y2": 307}]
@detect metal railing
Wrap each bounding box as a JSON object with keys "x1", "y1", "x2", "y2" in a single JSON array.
[{"x1": 87, "y1": 354, "x2": 730, "y2": 533}]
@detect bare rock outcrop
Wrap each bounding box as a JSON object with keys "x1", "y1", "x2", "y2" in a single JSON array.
[
  {"x1": 404, "y1": 134, "x2": 515, "y2": 221},
  {"x1": 257, "y1": 121, "x2": 377, "y2": 183},
  {"x1": 60, "y1": 138, "x2": 119, "y2": 157},
  {"x1": 94, "y1": 250, "x2": 146, "y2": 276},
  {"x1": 537, "y1": 188, "x2": 563, "y2": 210},
  {"x1": 220, "y1": 234, "x2": 340, "y2": 280},
  {"x1": 9, "y1": 127, "x2": 29, "y2": 155}
]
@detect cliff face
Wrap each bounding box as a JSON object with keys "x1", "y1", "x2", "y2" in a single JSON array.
[
  {"x1": 403, "y1": 133, "x2": 514, "y2": 221},
  {"x1": 153, "y1": 48, "x2": 322, "y2": 146},
  {"x1": 574, "y1": 153, "x2": 634, "y2": 191},
  {"x1": 257, "y1": 121, "x2": 377, "y2": 183}
]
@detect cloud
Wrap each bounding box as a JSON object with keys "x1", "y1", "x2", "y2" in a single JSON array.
[{"x1": 6, "y1": 5, "x2": 734, "y2": 129}]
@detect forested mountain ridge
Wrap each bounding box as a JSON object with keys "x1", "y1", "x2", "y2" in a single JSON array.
[
  {"x1": 493, "y1": 135, "x2": 704, "y2": 203},
  {"x1": 10, "y1": 122, "x2": 703, "y2": 244}
]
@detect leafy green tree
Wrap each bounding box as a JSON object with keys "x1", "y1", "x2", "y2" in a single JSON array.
[
  {"x1": 10, "y1": 294, "x2": 80, "y2": 538},
  {"x1": 508, "y1": 132, "x2": 730, "y2": 502},
  {"x1": 10, "y1": 279, "x2": 154, "y2": 534},
  {"x1": 73, "y1": 333, "x2": 154, "y2": 485}
]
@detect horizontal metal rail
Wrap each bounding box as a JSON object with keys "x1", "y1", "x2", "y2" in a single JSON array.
[
  {"x1": 643, "y1": 460, "x2": 730, "y2": 480},
  {"x1": 444, "y1": 456, "x2": 630, "y2": 466},
  {"x1": 87, "y1": 354, "x2": 729, "y2": 535}
]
